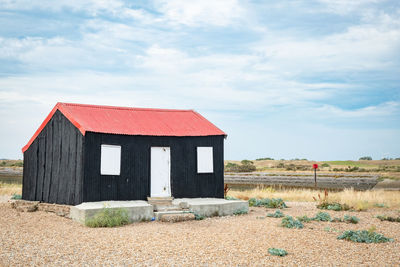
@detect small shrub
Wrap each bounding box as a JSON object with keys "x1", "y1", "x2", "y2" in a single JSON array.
[
  {"x1": 249, "y1": 198, "x2": 287, "y2": 208},
  {"x1": 85, "y1": 208, "x2": 129, "y2": 228},
  {"x1": 225, "y1": 196, "x2": 238, "y2": 200},
  {"x1": 285, "y1": 164, "x2": 296, "y2": 171},
  {"x1": 317, "y1": 202, "x2": 350, "y2": 211},
  {"x1": 376, "y1": 215, "x2": 400, "y2": 223},
  {"x1": 225, "y1": 162, "x2": 240, "y2": 172},
  {"x1": 256, "y1": 157, "x2": 274, "y2": 161},
  {"x1": 314, "y1": 190, "x2": 351, "y2": 211},
  {"x1": 267, "y1": 210, "x2": 284, "y2": 218},
  {"x1": 324, "y1": 227, "x2": 340, "y2": 232},
  {"x1": 194, "y1": 213, "x2": 205, "y2": 220},
  {"x1": 374, "y1": 203, "x2": 386, "y2": 208},
  {"x1": 238, "y1": 161, "x2": 256, "y2": 172},
  {"x1": 268, "y1": 248, "x2": 288, "y2": 257},
  {"x1": 359, "y1": 156, "x2": 372, "y2": 160},
  {"x1": 11, "y1": 194, "x2": 22, "y2": 200},
  {"x1": 343, "y1": 215, "x2": 360, "y2": 224},
  {"x1": 233, "y1": 209, "x2": 248, "y2": 215},
  {"x1": 297, "y1": 215, "x2": 312, "y2": 222},
  {"x1": 281, "y1": 216, "x2": 304, "y2": 229},
  {"x1": 10, "y1": 161, "x2": 23, "y2": 167},
  {"x1": 321, "y1": 163, "x2": 330, "y2": 167},
  {"x1": 225, "y1": 161, "x2": 256, "y2": 172},
  {"x1": 313, "y1": 212, "x2": 332, "y2": 222},
  {"x1": 276, "y1": 162, "x2": 285, "y2": 168},
  {"x1": 337, "y1": 230, "x2": 393, "y2": 243}
]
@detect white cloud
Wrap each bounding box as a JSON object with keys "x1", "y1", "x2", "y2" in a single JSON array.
[
  {"x1": 155, "y1": 0, "x2": 245, "y2": 27},
  {"x1": 314, "y1": 102, "x2": 400, "y2": 118},
  {"x1": 253, "y1": 12, "x2": 400, "y2": 75}
]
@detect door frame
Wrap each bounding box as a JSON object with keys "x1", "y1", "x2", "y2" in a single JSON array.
[{"x1": 150, "y1": 146, "x2": 171, "y2": 197}]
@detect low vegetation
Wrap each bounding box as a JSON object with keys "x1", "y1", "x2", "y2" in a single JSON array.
[
  {"x1": 85, "y1": 208, "x2": 130, "y2": 228},
  {"x1": 317, "y1": 202, "x2": 350, "y2": 211},
  {"x1": 11, "y1": 193, "x2": 22, "y2": 200},
  {"x1": 281, "y1": 216, "x2": 304, "y2": 229},
  {"x1": 225, "y1": 160, "x2": 256, "y2": 172},
  {"x1": 296, "y1": 213, "x2": 359, "y2": 224},
  {"x1": 314, "y1": 189, "x2": 351, "y2": 211},
  {"x1": 224, "y1": 158, "x2": 400, "y2": 179},
  {"x1": 267, "y1": 209, "x2": 284, "y2": 218},
  {"x1": 249, "y1": 197, "x2": 287, "y2": 208},
  {"x1": 233, "y1": 209, "x2": 248, "y2": 215},
  {"x1": 343, "y1": 215, "x2": 360, "y2": 224},
  {"x1": 376, "y1": 215, "x2": 400, "y2": 223},
  {"x1": 297, "y1": 215, "x2": 312, "y2": 222},
  {"x1": 268, "y1": 248, "x2": 288, "y2": 257},
  {"x1": 337, "y1": 229, "x2": 393, "y2": 243},
  {"x1": 313, "y1": 212, "x2": 332, "y2": 222},
  {"x1": 194, "y1": 213, "x2": 205, "y2": 220},
  {"x1": 0, "y1": 183, "x2": 22, "y2": 196},
  {"x1": 0, "y1": 160, "x2": 23, "y2": 167},
  {"x1": 228, "y1": 187, "x2": 400, "y2": 209}
]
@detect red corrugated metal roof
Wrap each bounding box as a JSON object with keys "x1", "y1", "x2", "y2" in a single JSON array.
[{"x1": 22, "y1": 102, "x2": 226, "y2": 152}]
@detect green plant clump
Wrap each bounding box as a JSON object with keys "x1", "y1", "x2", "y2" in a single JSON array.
[
  {"x1": 343, "y1": 215, "x2": 360, "y2": 224},
  {"x1": 313, "y1": 212, "x2": 332, "y2": 222},
  {"x1": 233, "y1": 209, "x2": 248, "y2": 215},
  {"x1": 225, "y1": 196, "x2": 238, "y2": 200},
  {"x1": 194, "y1": 213, "x2": 205, "y2": 220},
  {"x1": 337, "y1": 230, "x2": 393, "y2": 243},
  {"x1": 85, "y1": 208, "x2": 129, "y2": 228},
  {"x1": 249, "y1": 198, "x2": 287, "y2": 208},
  {"x1": 376, "y1": 215, "x2": 400, "y2": 222},
  {"x1": 267, "y1": 210, "x2": 284, "y2": 218},
  {"x1": 268, "y1": 248, "x2": 288, "y2": 257},
  {"x1": 11, "y1": 193, "x2": 22, "y2": 200},
  {"x1": 281, "y1": 216, "x2": 304, "y2": 229},
  {"x1": 297, "y1": 215, "x2": 312, "y2": 222},
  {"x1": 317, "y1": 202, "x2": 350, "y2": 211}
]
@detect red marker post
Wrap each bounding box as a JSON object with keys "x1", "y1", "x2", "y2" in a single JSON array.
[{"x1": 313, "y1": 164, "x2": 318, "y2": 188}]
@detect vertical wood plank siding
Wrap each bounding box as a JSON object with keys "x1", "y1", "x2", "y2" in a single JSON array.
[
  {"x1": 22, "y1": 111, "x2": 224, "y2": 205},
  {"x1": 22, "y1": 111, "x2": 84, "y2": 205},
  {"x1": 83, "y1": 133, "x2": 224, "y2": 202}
]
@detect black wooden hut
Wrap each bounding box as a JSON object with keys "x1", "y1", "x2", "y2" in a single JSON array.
[{"x1": 22, "y1": 102, "x2": 226, "y2": 205}]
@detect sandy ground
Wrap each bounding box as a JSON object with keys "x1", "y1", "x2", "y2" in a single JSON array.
[{"x1": 1, "y1": 202, "x2": 399, "y2": 266}]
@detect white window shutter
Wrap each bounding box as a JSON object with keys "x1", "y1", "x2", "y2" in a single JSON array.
[
  {"x1": 101, "y1": 145, "x2": 121, "y2": 175},
  {"x1": 197, "y1": 147, "x2": 213, "y2": 173}
]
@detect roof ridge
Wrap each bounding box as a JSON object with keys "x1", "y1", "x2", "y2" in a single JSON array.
[{"x1": 59, "y1": 102, "x2": 194, "y2": 112}]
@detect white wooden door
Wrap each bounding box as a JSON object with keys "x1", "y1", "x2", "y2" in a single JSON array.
[{"x1": 150, "y1": 147, "x2": 171, "y2": 197}]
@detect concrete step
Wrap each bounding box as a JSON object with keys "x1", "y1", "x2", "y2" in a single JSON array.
[
  {"x1": 154, "y1": 210, "x2": 193, "y2": 221},
  {"x1": 147, "y1": 197, "x2": 174, "y2": 206},
  {"x1": 153, "y1": 205, "x2": 183, "y2": 212}
]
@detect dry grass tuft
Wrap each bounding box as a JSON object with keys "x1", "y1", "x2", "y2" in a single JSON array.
[
  {"x1": 227, "y1": 186, "x2": 400, "y2": 209},
  {"x1": 0, "y1": 183, "x2": 22, "y2": 196}
]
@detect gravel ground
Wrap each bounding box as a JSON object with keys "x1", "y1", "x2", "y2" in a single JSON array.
[{"x1": 1, "y1": 202, "x2": 399, "y2": 266}]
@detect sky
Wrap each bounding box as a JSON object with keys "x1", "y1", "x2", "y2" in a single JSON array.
[{"x1": 0, "y1": 0, "x2": 399, "y2": 161}]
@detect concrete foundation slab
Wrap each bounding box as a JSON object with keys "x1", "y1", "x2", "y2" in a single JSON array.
[
  {"x1": 70, "y1": 200, "x2": 154, "y2": 225},
  {"x1": 173, "y1": 198, "x2": 249, "y2": 217}
]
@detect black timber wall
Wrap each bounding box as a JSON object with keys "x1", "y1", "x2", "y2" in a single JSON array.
[
  {"x1": 83, "y1": 133, "x2": 224, "y2": 202},
  {"x1": 22, "y1": 110, "x2": 84, "y2": 205}
]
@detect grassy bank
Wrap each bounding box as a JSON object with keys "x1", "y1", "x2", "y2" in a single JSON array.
[
  {"x1": 0, "y1": 183, "x2": 22, "y2": 196},
  {"x1": 227, "y1": 187, "x2": 400, "y2": 209}
]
